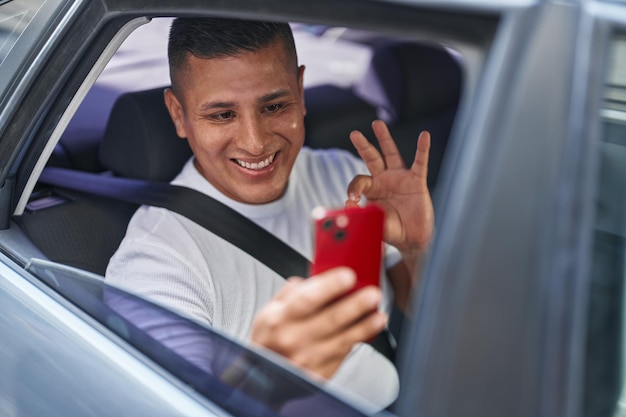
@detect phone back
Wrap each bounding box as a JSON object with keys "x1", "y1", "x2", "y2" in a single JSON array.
[{"x1": 310, "y1": 205, "x2": 385, "y2": 291}]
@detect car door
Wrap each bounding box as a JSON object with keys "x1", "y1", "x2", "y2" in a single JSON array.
[
  {"x1": 397, "y1": 1, "x2": 626, "y2": 417},
  {"x1": 6, "y1": 0, "x2": 605, "y2": 416}
]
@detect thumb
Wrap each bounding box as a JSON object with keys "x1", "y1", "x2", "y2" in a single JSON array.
[{"x1": 346, "y1": 174, "x2": 373, "y2": 204}]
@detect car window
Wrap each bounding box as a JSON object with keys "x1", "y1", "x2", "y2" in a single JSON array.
[
  {"x1": 26, "y1": 259, "x2": 380, "y2": 417},
  {"x1": 586, "y1": 31, "x2": 626, "y2": 417}
]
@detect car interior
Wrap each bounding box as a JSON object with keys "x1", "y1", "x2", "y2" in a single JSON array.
[{"x1": 14, "y1": 18, "x2": 464, "y2": 279}]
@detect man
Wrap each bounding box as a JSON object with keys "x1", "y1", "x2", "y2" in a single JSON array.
[{"x1": 106, "y1": 17, "x2": 434, "y2": 408}]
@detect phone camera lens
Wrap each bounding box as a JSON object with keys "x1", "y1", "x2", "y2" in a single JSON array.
[
  {"x1": 322, "y1": 219, "x2": 334, "y2": 230},
  {"x1": 334, "y1": 230, "x2": 347, "y2": 241}
]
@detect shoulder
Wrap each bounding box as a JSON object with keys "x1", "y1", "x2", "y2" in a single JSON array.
[
  {"x1": 110, "y1": 205, "x2": 208, "y2": 274},
  {"x1": 105, "y1": 206, "x2": 215, "y2": 307}
]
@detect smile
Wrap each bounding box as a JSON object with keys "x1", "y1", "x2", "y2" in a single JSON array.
[{"x1": 234, "y1": 153, "x2": 276, "y2": 171}]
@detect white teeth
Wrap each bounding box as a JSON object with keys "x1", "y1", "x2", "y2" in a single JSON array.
[{"x1": 236, "y1": 153, "x2": 275, "y2": 170}]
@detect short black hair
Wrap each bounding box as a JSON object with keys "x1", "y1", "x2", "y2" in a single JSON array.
[{"x1": 168, "y1": 17, "x2": 298, "y2": 92}]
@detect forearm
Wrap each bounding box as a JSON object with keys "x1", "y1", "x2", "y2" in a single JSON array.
[{"x1": 387, "y1": 249, "x2": 426, "y2": 312}]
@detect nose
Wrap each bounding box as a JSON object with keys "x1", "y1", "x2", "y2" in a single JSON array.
[{"x1": 237, "y1": 113, "x2": 267, "y2": 155}]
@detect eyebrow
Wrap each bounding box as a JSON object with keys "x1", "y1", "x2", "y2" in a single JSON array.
[
  {"x1": 200, "y1": 90, "x2": 289, "y2": 111},
  {"x1": 198, "y1": 90, "x2": 291, "y2": 113},
  {"x1": 259, "y1": 90, "x2": 290, "y2": 103},
  {"x1": 199, "y1": 100, "x2": 237, "y2": 112}
]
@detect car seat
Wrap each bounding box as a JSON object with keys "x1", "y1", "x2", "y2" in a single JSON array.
[
  {"x1": 16, "y1": 87, "x2": 185, "y2": 275},
  {"x1": 98, "y1": 87, "x2": 192, "y2": 181},
  {"x1": 49, "y1": 85, "x2": 128, "y2": 172},
  {"x1": 355, "y1": 40, "x2": 463, "y2": 191},
  {"x1": 303, "y1": 84, "x2": 378, "y2": 154}
]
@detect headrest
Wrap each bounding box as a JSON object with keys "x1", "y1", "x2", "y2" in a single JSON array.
[
  {"x1": 355, "y1": 41, "x2": 463, "y2": 123},
  {"x1": 304, "y1": 84, "x2": 377, "y2": 152},
  {"x1": 98, "y1": 87, "x2": 193, "y2": 181}
]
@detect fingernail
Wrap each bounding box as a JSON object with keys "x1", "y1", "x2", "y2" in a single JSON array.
[{"x1": 348, "y1": 192, "x2": 360, "y2": 202}]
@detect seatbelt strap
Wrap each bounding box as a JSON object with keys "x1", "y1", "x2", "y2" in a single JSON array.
[
  {"x1": 39, "y1": 167, "x2": 311, "y2": 278},
  {"x1": 38, "y1": 166, "x2": 396, "y2": 362}
]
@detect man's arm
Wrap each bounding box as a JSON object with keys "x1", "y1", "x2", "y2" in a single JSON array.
[
  {"x1": 347, "y1": 120, "x2": 435, "y2": 312},
  {"x1": 386, "y1": 252, "x2": 421, "y2": 312}
]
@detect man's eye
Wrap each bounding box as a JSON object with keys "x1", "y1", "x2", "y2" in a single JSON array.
[
  {"x1": 265, "y1": 103, "x2": 283, "y2": 113},
  {"x1": 212, "y1": 111, "x2": 235, "y2": 121}
]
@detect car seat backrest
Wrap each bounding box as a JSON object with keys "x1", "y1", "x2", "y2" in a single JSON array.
[
  {"x1": 303, "y1": 84, "x2": 378, "y2": 154},
  {"x1": 20, "y1": 87, "x2": 187, "y2": 276},
  {"x1": 98, "y1": 87, "x2": 192, "y2": 181},
  {"x1": 355, "y1": 41, "x2": 463, "y2": 190},
  {"x1": 357, "y1": 41, "x2": 463, "y2": 123}
]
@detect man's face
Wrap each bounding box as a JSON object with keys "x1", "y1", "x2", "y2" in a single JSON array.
[{"x1": 165, "y1": 41, "x2": 306, "y2": 204}]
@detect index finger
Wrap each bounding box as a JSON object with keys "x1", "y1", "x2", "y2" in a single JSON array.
[{"x1": 349, "y1": 129, "x2": 386, "y2": 175}]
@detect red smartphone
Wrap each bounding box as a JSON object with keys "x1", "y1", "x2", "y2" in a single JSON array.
[{"x1": 310, "y1": 205, "x2": 385, "y2": 292}]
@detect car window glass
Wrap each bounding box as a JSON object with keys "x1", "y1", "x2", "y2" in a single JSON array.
[
  {"x1": 26, "y1": 259, "x2": 379, "y2": 417},
  {"x1": 586, "y1": 31, "x2": 626, "y2": 417}
]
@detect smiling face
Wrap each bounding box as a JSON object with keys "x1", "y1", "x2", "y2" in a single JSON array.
[{"x1": 164, "y1": 40, "x2": 306, "y2": 204}]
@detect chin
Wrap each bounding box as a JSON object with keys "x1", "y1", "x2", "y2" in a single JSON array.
[{"x1": 239, "y1": 188, "x2": 285, "y2": 205}]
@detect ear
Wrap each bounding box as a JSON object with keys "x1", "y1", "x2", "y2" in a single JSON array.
[
  {"x1": 164, "y1": 88, "x2": 187, "y2": 138},
  {"x1": 297, "y1": 65, "x2": 307, "y2": 116}
]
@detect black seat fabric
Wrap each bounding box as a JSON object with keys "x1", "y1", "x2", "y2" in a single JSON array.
[
  {"x1": 16, "y1": 190, "x2": 138, "y2": 275},
  {"x1": 17, "y1": 87, "x2": 188, "y2": 276},
  {"x1": 304, "y1": 84, "x2": 377, "y2": 154},
  {"x1": 98, "y1": 87, "x2": 192, "y2": 181},
  {"x1": 355, "y1": 41, "x2": 463, "y2": 190}
]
